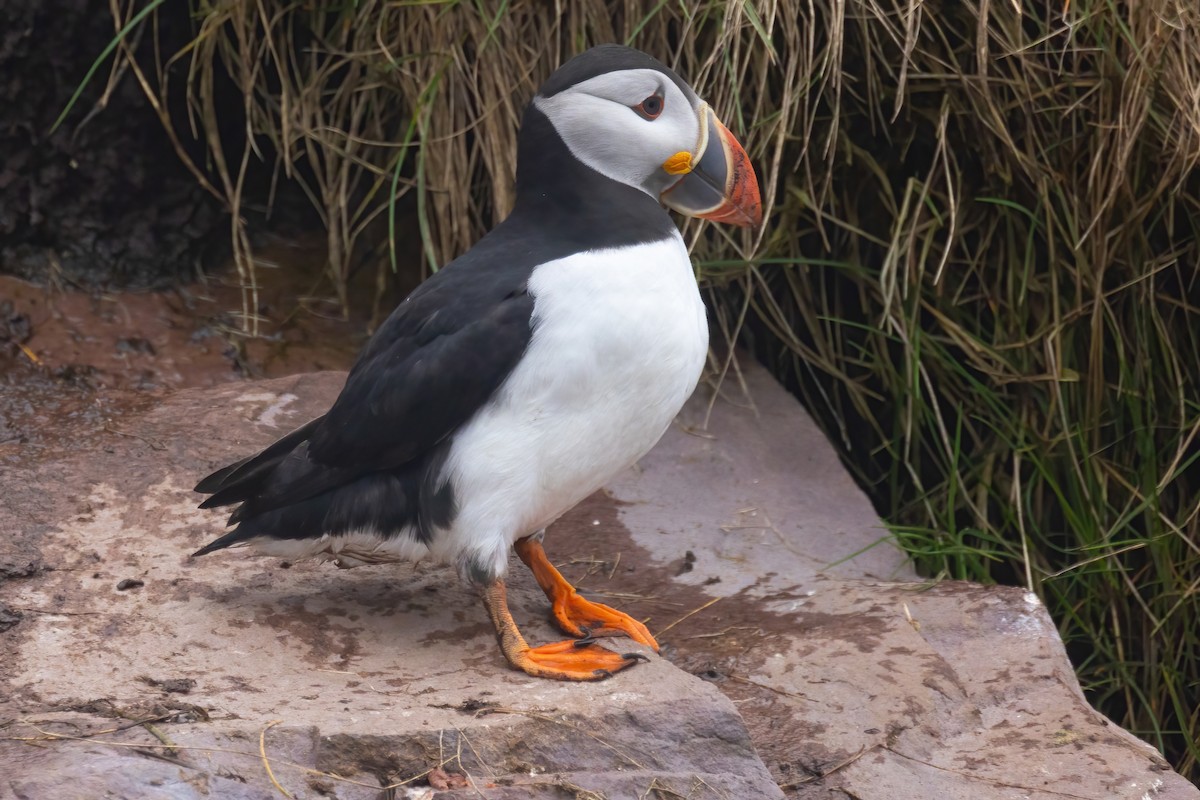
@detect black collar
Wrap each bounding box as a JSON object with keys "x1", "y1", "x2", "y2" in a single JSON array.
[{"x1": 502, "y1": 104, "x2": 678, "y2": 255}]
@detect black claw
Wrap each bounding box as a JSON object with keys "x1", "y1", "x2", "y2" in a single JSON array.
[
  {"x1": 620, "y1": 652, "x2": 651, "y2": 663},
  {"x1": 593, "y1": 668, "x2": 614, "y2": 679},
  {"x1": 573, "y1": 632, "x2": 598, "y2": 648}
]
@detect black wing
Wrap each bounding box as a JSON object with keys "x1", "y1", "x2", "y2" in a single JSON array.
[
  {"x1": 195, "y1": 242, "x2": 536, "y2": 522},
  {"x1": 307, "y1": 274, "x2": 534, "y2": 469}
]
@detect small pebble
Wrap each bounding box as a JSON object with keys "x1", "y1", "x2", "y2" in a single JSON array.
[{"x1": 116, "y1": 578, "x2": 144, "y2": 591}]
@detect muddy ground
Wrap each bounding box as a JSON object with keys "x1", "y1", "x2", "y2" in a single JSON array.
[
  {"x1": 0, "y1": 251, "x2": 837, "y2": 790},
  {"x1": 5, "y1": 268, "x2": 1197, "y2": 798},
  {"x1": 0, "y1": 234, "x2": 388, "y2": 469}
]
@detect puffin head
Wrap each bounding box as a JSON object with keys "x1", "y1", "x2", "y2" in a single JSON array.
[{"x1": 530, "y1": 45, "x2": 762, "y2": 228}]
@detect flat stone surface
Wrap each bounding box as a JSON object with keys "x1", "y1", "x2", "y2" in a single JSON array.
[{"x1": 1, "y1": 359, "x2": 1195, "y2": 799}]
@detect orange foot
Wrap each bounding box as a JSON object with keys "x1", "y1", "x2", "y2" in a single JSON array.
[
  {"x1": 508, "y1": 639, "x2": 649, "y2": 681},
  {"x1": 515, "y1": 534, "x2": 658, "y2": 651},
  {"x1": 479, "y1": 580, "x2": 649, "y2": 681}
]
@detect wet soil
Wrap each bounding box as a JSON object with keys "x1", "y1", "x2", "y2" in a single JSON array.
[
  {"x1": 1, "y1": 1, "x2": 223, "y2": 290},
  {"x1": 0, "y1": 233, "x2": 386, "y2": 467},
  {"x1": 550, "y1": 492, "x2": 826, "y2": 793},
  {"x1": 0, "y1": 251, "x2": 807, "y2": 791}
]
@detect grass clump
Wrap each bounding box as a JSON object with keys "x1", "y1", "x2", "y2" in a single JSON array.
[
  {"x1": 76, "y1": 0, "x2": 1200, "y2": 780},
  {"x1": 732, "y1": 0, "x2": 1200, "y2": 777}
]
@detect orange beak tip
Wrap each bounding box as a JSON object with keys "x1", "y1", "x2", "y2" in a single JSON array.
[{"x1": 713, "y1": 119, "x2": 763, "y2": 228}]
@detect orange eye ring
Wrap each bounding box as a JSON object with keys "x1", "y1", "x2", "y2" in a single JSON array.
[{"x1": 633, "y1": 94, "x2": 665, "y2": 120}]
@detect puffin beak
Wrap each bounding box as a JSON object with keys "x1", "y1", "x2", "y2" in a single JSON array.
[{"x1": 660, "y1": 104, "x2": 762, "y2": 228}]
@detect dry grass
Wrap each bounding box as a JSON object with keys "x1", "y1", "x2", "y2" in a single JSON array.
[
  {"x1": 93, "y1": 0, "x2": 785, "y2": 331},
  {"x1": 75, "y1": 0, "x2": 1200, "y2": 780}
]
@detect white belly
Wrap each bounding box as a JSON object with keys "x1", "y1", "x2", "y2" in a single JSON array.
[{"x1": 436, "y1": 233, "x2": 708, "y2": 577}]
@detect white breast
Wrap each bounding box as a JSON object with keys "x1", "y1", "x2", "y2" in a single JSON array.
[{"x1": 435, "y1": 233, "x2": 708, "y2": 577}]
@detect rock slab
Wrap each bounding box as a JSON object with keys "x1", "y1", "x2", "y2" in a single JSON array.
[{"x1": 2, "y1": 360, "x2": 1196, "y2": 799}]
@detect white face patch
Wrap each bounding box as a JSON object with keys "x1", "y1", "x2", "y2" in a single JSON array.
[{"x1": 533, "y1": 68, "x2": 701, "y2": 198}]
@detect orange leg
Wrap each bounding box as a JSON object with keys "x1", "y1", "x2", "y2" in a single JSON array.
[
  {"x1": 514, "y1": 534, "x2": 659, "y2": 652},
  {"x1": 479, "y1": 580, "x2": 647, "y2": 681}
]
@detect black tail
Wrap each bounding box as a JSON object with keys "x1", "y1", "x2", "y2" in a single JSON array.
[
  {"x1": 193, "y1": 415, "x2": 355, "y2": 556},
  {"x1": 195, "y1": 416, "x2": 324, "y2": 506},
  {"x1": 191, "y1": 529, "x2": 250, "y2": 557}
]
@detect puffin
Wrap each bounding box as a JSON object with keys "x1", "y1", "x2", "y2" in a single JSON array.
[{"x1": 193, "y1": 44, "x2": 762, "y2": 681}]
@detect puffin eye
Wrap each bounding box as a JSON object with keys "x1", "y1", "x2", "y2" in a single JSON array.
[{"x1": 633, "y1": 94, "x2": 665, "y2": 120}]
